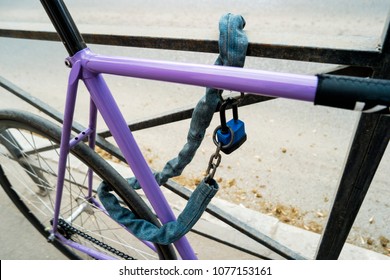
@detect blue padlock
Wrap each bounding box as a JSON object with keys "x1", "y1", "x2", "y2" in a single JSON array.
[{"x1": 215, "y1": 98, "x2": 247, "y2": 154}]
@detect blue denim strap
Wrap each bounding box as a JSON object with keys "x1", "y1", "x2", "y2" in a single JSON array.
[
  {"x1": 126, "y1": 13, "x2": 248, "y2": 189},
  {"x1": 98, "y1": 13, "x2": 248, "y2": 244},
  {"x1": 98, "y1": 178, "x2": 218, "y2": 245}
]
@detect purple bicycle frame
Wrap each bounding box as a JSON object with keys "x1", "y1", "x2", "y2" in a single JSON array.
[{"x1": 51, "y1": 47, "x2": 318, "y2": 260}]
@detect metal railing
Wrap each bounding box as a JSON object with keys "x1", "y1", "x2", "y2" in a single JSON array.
[{"x1": 0, "y1": 13, "x2": 389, "y2": 259}]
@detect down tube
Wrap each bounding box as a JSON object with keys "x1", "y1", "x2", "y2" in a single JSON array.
[{"x1": 82, "y1": 73, "x2": 197, "y2": 260}]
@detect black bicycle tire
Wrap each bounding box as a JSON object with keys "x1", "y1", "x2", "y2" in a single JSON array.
[{"x1": 0, "y1": 109, "x2": 176, "y2": 260}]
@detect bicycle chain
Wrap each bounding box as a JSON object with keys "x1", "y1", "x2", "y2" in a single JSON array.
[{"x1": 57, "y1": 218, "x2": 135, "y2": 260}]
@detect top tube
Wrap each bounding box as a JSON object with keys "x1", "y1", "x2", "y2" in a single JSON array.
[
  {"x1": 40, "y1": 0, "x2": 87, "y2": 56},
  {"x1": 79, "y1": 50, "x2": 318, "y2": 102}
]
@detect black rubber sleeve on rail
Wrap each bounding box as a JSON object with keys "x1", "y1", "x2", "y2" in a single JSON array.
[{"x1": 315, "y1": 74, "x2": 390, "y2": 112}]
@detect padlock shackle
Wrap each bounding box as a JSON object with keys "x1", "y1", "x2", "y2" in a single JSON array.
[
  {"x1": 219, "y1": 100, "x2": 230, "y2": 133},
  {"x1": 232, "y1": 103, "x2": 238, "y2": 121},
  {"x1": 219, "y1": 98, "x2": 238, "y2": 133}
]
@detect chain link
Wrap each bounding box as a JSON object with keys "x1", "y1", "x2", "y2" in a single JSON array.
[
  {"x1": 205, "y1": 143, "x2": 222, "y2": 182},
  {"x1": 204, "y1": 93, "x2": 245, "y2": 183},
  {"x1": 57, "y1": 218, "x2": 135, "y2": 260}
]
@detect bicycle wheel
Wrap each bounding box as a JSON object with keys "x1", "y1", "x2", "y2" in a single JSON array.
[{"x1": 0, "y1": 110, "x2": 176, "y2": 260}]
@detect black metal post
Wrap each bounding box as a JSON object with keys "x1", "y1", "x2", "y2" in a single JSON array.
[{"x1": 315, "y1": 13, "x2": 390, "y2": 259}]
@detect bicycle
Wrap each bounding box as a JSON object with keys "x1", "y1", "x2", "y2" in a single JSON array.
[{"x1": 0, "y1": 0, "x2": 389, "y2": 260}]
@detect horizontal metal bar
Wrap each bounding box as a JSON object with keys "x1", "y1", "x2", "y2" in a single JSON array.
[
  {"x1": 0, "y1": 75, "x2": 66, "y2": 125},
  {"x1": 98, "y1": 94, "x2": 273, "y2": 138},
  {"x1": 0, "y1": 28, "x2": 382, "y2": 66},
  {"x1": 250, "y1": 44, "x2": 381, "y2": 67},
  {"x1": 0, "y1": 29, "x2": 59, "y2": 42}
]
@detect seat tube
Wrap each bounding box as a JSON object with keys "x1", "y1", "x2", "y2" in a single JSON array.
[
  {"x1": 40, "y1": 0, "x2": 87, "y2": 56},
  {"x1": 87, "y1": 99, "x2": 98, "y2": 198}
]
